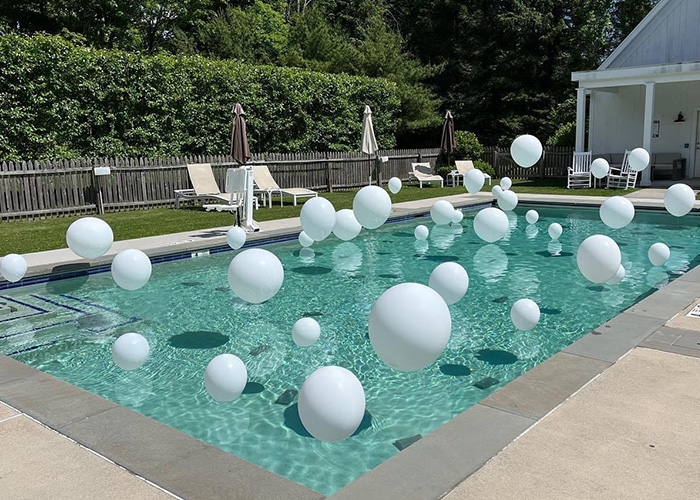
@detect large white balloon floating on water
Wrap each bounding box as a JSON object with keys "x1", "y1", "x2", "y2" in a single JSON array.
[
  {"x1": 388, "y1": 177, "x2": 402, "y2": 194},
  {"x1": 491, "y1": 185, "x2": 503, "y2": 200},
  {"x1": 648, "y1": 242, "x2": 670, "y2": 267},
  {"x1": 500, "y1": 177, "x2": 512, "y2": 190},
  {"x1": 428, "y1": 262, "x2": 469, "y2": 305},
  {"x1": 430, "y1": 200, "x2": 455, "y2": 225},
  {"x1": 497, "y1": 190, "x2": 518, "y2": 212},
  {"x1": 228, "y1": 248, "x2": 284, "y2": 304},
  {"x1": 664, "y1": 183, "x2": 695, "y2": 217},
  {"x1": 0, "y1": 254, "x2": 27, "y2": 283},
  {"x1": 599, "y1": 196, "x2": 635, "y2": 229},
  {"x1": 333, "y1": 209, "x2": 362, "y2": 241},
  {"x1": 629, "y1": 147, "x2": 650, "y2": 172},
  {"x1": 292, "y1": 317, "x2": 321, "y2": 347},
  {"x1": 112, "y1": 333, "x2": 149, "y2": 370},
  {"x1": 66, "y1": 217, "x2": 114, "y2": 259},
  {"x1": 414, "y1": 225, "x2": 429, "y2": 240},
  {"x1": 548, "y1": 223, "x2": 563, "y2": 240},
  {"x1": 525, "y1": 210, "x2": 539, "y2": 224},
  {"x1": 111, "y1": 249, "x2": 152, "y2": 290},
  {"x1": 353, "y1": 186, "x2": 391, "y2": 229},
  {"x1": 473, "y1": 207, "x2": 509, "y2": 243},
  {"x1": 204, "y1": 354, "x2": 247, "y2": 402},
  {"x1": 606, "y1": 264, "x2": 626, "y2": 285},
  {"x1": 510, "y1": 135, "x2": 543, "y2": 168},
  {"x1": 465, "y1": 169, "x2": 485, "y2": 194},
  {"x1": 590, "y1": 158, "x2": 610, "y2": 179},
  {"x1": 369, "y1": 283, "x2": 451, "y2": 372},
  {"x1": 298, "y1": 231, "x2": 314, "y2": 247},
  {"x1": 226, "y1": 226, "x2": 247, "y2": 250},
  {"x1": 300, "y1": 197, "x2": 336, "y2": 241},
  {"x1": 510, "y1": 299, "x2": 541, "y2": 331},
  {"x1": 298, "y1": 366, "x2": 365, "y2": 442},
  {"x1": 576, "y1": 234, "x2": 621, "y2": 283}
]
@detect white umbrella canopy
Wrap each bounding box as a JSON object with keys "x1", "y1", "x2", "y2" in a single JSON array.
[{"x1": 361, "y1": 105, "x2": 379, "y2": 185}]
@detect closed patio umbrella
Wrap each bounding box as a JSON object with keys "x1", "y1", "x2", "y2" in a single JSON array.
[
  {"x1": 441, "y1": 110, "x2": 456, "y2": 157},
  {"x1": 361, "y1": 105, "x2": 379, "y2": 185},
  {"x1": 230, "y1": 103, "x2": 251, "y2": 165}
]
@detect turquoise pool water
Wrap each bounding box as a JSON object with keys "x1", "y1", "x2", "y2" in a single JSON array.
[{"x1": 1, "y1": 205, "x2": 698, "y2": 494}]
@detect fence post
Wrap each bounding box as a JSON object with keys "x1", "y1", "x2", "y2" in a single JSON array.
[
  {"x1": 326, "y1": 155, "x2": 332, "y2": 192},
  {"x1": 417, "y1": 150, "x2": 423, "y2": 163},
  {"x1": 493, "y1": 148, "x2": 499, "y2": 178}
]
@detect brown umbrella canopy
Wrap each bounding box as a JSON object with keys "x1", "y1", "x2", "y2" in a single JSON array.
[
  {"x1": 230, "y1": 103, "x2": 252, "y2": 165},
  {"x1": 440, "y1": 110, "x2": 456, "y2": 156}
]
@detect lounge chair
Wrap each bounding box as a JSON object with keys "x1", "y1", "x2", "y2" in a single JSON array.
[
  {"x1": 409, "y1": 163, "x2": 444, "y2": 188},
  {"x1": 447, "y1": 160, "x2": 492, "y2": 187},
  {"x1": 567, "y1": 151, "x2": 592, "y2": 189},
  {"x1": 606, "y1": 150, "x2": 637, "y2": 190},
  {"x1": 252, "y1": 165, "x2": 317, "y2": 207},
  {"x1": 175, "y1": 163, "x2": 258, "y2": 210}
]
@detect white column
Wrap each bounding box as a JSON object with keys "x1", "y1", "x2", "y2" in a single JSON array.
[
  {"x1": 575, "y1": 87, "x2": 587, "y2": 152},
  {"x1": 587, "y1": 90, "x2": 595, "y2": 152},
  {"x1": 641, "y1": 82, "x2": 655, "y2": 186}
]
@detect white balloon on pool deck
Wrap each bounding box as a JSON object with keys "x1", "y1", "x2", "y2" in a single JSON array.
[
  {"x1": 510, "y1": 299, "x2": 541, "y2": 331},
  {"x1": 111, "y1": 249, "x2": 152, "y2": 290},
  {"x1": 300, "y1": 197, "x2": 336, "y2": 241},
  {"x1": 228, "y1": 248, "x2": 284, "y2": 304},
  {"x1": 353, "y1": 186, "x2": 392, "y2": 229},
  {"x1": 497, "y1": 189, "x2": 518, "y2": 212},
  {"x1": 629, "y1": 147, "x2": 650, "y2": 172},
  {"x1": 606, "y1": 264, "x2": 626, "y2": 285},
  {"x1": 548, "y1": 222, "x2": 563, "y2": 240},
  {"x1": 298, "y1": 231, "x2": 314, "y2": 248},
  {"x1": 66, "y1": 217, "x2": 114, "y2": 259},
  {"x1": 112, "y1": 333, "x2": 150, "y2": 370},
  {"x1": 414, "y1": 225, "x2": 429, "y2": 240},
  {"x1": 0, "y1": 254, "x2": 27, "y2": 283},
  {"x1": 648, "y1": 242, "x2": 671, "y2": 267},
  {"x1": 473, "y1": 207, "x2": 509, "y2": 243},
  {"x1": 204, "y1": 354, "x2": 247, "y2": 402},
  {"x1": 510, "y1": 135, "x2": 543, "y2": 168},
  {"x1": 500, "y1": 177, "x2": 512, "y2": 190},
  {"x1": 332, "y1": 209, "x2": 362, "y2": 241},
  {"x1": 292, "y1": 317, "x2": 321, "y2": 347},
  {"x1": 388, "y1": 177, "x2": 402, "y2": 194},
  {"x1": 226, "y1": 226, "x2": 247, "y2": 250},
  {"x1": 576, "y1": 234, "x2": 622, "y2": 283},
  {"x1": 428, "y1": 262, "x2": 469, "y2": 305},
  {"x1": 599, "y1": 196, "x2": 635, "y2": 229},
  {"x1": 590, "y1": 158, "x2": 610, "y2": 179},
  {"x1": 465, "y1": 169, "x2": 485, "y2": 194},
  {"x1": 369, "y1": 283, "x2": 452, "y2": 372},
  {"x1": 525, "y1": 210, "x2": 539, "y2": 225},
  {"x1": 430, "y1": 200, "x2": 455, "y2": 226},
  {"x1": 664, "y1": 183, "x2": 695, "y2": 217},
  {"x1": 298, "y1": 366, "x2": 365, "y2": 442},
  {"x1": 451, "y1": 209, "x2": 464, "y2": 224}
]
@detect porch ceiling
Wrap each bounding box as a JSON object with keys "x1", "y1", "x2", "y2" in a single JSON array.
[{"x1": 572, "y1": 61, "x2": 700, "y2": 89}]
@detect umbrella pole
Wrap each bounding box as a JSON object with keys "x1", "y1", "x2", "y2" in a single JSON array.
[{"x1": 368, "y1": 154, "x2": 372, "y2": 186}]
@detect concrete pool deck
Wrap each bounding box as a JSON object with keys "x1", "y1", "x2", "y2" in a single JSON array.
[{"x1": 2, "y1": 189, "x2": 700, "y2": 499}]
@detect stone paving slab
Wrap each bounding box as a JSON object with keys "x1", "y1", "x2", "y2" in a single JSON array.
[
  {"x1": 639, "y1": 326, "x2": 700, "y2": 359},
  {"x1": 0, "y1": 401, "x2": 18, "y2": 421}
]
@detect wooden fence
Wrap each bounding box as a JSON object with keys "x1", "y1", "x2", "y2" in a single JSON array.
[{"x1": 482, "y1": 146, "x2": 573, "y2": 180}]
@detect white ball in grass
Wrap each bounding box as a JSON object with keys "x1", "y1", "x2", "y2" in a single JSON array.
[
  {"x1": 292, "y1": 317, "x2": 321, "y2": 347},
  {"x1": 0, "y1": 254, "x2": 27, "y2": 283},
  {"x1": 648, "y1": 243, "x2": 670, "y2": 267},
  {"x1": 590, "y1": 158, "x2": 610, "y2": 179},
  {"x1": 465, "y1": 169, "x2": 485, "y2": 194},
  {"x1": 66, "y1": 217, "x2": 114, "y2": 259},
  {"x1": 111, "y1": 249, "x2": 152, "y2": 291},
  {"x1": 510, "y1": 299, "x2": 541, "y2": 331},
  {"x1": 204, "y1": 354, "x2": 247, "y2": 402},
  {"x1": 388, "y1": 177, "x2": 402, "y2": 194},
  {"x1": 226, "y1": 226, "x2": 247, "y2": 250},
  {"x1": 112, "y1": 333, "x2": 149, "y2": 370},
  {"x1": 500, "y1": 177, "x2": 512, "y2": 190}
]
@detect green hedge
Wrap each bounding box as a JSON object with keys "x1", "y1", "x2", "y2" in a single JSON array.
[{"x1": 0, "y1": 34, "x2": 400, "y2": 161}]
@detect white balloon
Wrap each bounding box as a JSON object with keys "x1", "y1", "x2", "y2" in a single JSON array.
[
  {"x1": 500, "y1": 177, "x2": 512, "y2": 190},
  {"x1": 428, "y1": 262, "x2": 469, "y2": 305},
  {"x1": 599, "y1": 196, "x2": 635, "y2": 229},
  {"x1": 628, "y1": 147, "x2": 650, "y2": 172},
  {"x1": 590, "y1": 158, "x2": 610, "y2": 179},
  {"x1": 497, "y1": 190, "x2": 518, "y2": 211},
  {"x1": 414, "y1": 225, "x2": 429, "y2": 240},
  {"x1": 648, "y1": 242, "x2": 670, "y2": 267},
  {"x1": 228, "y1": 248, "x2": 284, "y2": 304},
  {"x1": 226, "y1": 226, "x2": 247, "y2": 250},
  {"x1": 111, "y1": 249, "x2": 152, "y2": 291},
  {"x1": 388, "y1": 177, "x2": 402, "y2": 194},
  {"x1": 664, "y1": 184, "x2": 695, "y2": 217},
  {"x1": 112, "y1": 333, "x2": 149, "y2": 370},
  {"x1": 548, "y1": 223, "x2": 563, "y2": 240},
  {"x1": 300, "y1": 197, "x2": 336, "y2": 241},
  {"x1": 298, "y1": 231, "x2": 314, "y2": 247},
  {"x1": 66, "y1": 217, "x2": 114, "y2": 259},
  {"x1": 465, "y1": 169, "x2": 485, "y2": 194},
  {"x1": 292, "y1": 317, "x2": 321, "y2": 347},
  {"x1": 298, "y1": 366, "x2": 365, "y2": 442},
  {"x1": 204, "y1": 354, "x2": 247, "y2": 402},
  {"x1": 510, "y1": 135, "x2": 543, "y2": 168},
  {"x1": 491, "y1": 185, "x2": 503, "y2": 199},
  {"x1": 525, "y1": 210, "x2": 539, "y2": 224},
  {"x1": 606, "y1": 264, "x2": 626, "y2": 285},
  {"x1": 576, "y1": 235, "x2": 621, "y2": 283},
  {"x1": 430, "y1": 200, "x2": 455, "y2": 225},
  {"x1": 451, "y1": 210, "x2": 464, "y2": 224},
  {"x1": 369, "y1": 283, "x2": 451, "y2": 371},
  {"x1": 332, "y1": 209, "x2": 362, "y2": 241},
  {"x1": 510, "y1": 299, "x2": 540, "y2": 331},
  {"x1": 0, "y1": 254, "x2": 27, "y2": 283},
  {"x1": 352, "y1": 186, "x2": 392, "y2": 229},
  {"x1": 473, "y1": 207, "x2": 509, "y2": 243}
]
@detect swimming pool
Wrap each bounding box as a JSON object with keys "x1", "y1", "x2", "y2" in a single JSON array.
[{"x1": 1, "y1": 204, "x2": 697, "y2": 495}]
